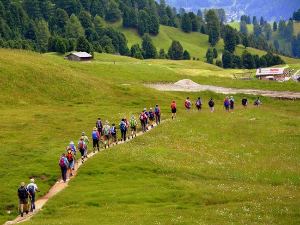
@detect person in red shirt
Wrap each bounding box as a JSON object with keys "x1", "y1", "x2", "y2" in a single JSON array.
[{"x1": 171, "y1": 100, "x2": 176, "y2": 119}]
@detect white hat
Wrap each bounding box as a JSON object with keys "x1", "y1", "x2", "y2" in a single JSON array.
[
  {"x1": 70, "y1": 141, "x2": 74, "y2": 145},
  {"x1": 30, "y1": 179, "x2": 34, "y2": 183},
  {"x1": 105, "y1": 120, "x2": 109, "y2": 124}
]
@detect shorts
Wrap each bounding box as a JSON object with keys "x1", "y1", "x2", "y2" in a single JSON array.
[
  {"x1": 149, "y1": 117, "x2": 154, "y2": 121},
  {"x1": 196, "y1": 105, "x2": 201, "y2": 109},
  {"x1": 68, "y1": 160, "x2": 74, "y2": 169},
  {"x1": 111, "y1": 134, "x2": 117, "y2": 142},
  {"x1": 19, "y1": 198, "x2": 28, "y2": 204},
  {"x1": 225, "y1": 106, "x2": 229, "y2": 110},
  {"x1": 104, "y1": 135, "x2": 110, "y2": 141},
  {"x1": 172, "y1": 108, "x2": 176, "y2": 113},
  {"x1": 131, "y1": 126, "x2": 136, "y2": 131}
]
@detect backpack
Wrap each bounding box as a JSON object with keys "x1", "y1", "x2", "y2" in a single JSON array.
[
  {"x1": 111, "y1": 126, "x2": 116, "y2": 134},
  {"x1": 92, "y1": 131, "x2": 98, "y2": 140},
  {"x1": 224, "y1": 100, "x2": 229, "y2": 107},
  {"x1": 78, "y1": 141, "x2": 84, "y2": 149},
  {"x1": 230, "y1": 99, "x2": 234, "y2": 105},
  {"x1": 185, "y1": 100, "x2": 191, "y2": 108},
  {"x1": 139, "y1": 113, "x2": 144, "y2": 120},
  {"x1": 196, "y1": 100, "x2": 201, "y2": 106},
  {"x1": 67, "y1": 150, "x2": 73, "y2": 162},
  {"x1": 104, "y1": 126, "x2": 110, "y2": 135},
  {"x1": 96, "y1": 120, "x2": 102, "y2": 129},
  {"x1": 59, "y1": 157, "x2": 66, "y2": 167},
  {"x1": 119, "y1": 121, "x2": 126, "y2": 131},
  {"x1": 27, "y1": 184, "x2": 35, "y2": 195},
  {"x1": 254, "y1": 100, "x2": 258, "y2": 105},
  {"x1": 155, "y1": 107, "x2": 160, "y2": 115},
  {"x1": 149, "y1": 111, "x2": 154, "y2": 118},
  {"x1": 171, "y1": 103, "x2": 176, "y2": 109},
  {"x1": 130, "y1": 119, "x2": 135, "y2": 127},
  {"x1": 18, "y1": 187, "x2": 28, "y2": 199},
  {"x1": 209, "y1": 100, "x2": 214, "y2": 107}
]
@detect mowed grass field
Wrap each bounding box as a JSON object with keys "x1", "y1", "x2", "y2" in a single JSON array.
[{"x1": 0, "y1": 49, "x2": 300, "y2": 224}]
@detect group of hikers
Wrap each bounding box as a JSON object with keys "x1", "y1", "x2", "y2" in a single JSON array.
[
  {"x1": 58, "y1": 104, "x2": 162, "y2": 183},
  {"x1": 17, "y1": 95, "x2": 262, "y2": 218},
  {"x1": 179, "y1": 96, "x2": 261, "y2": 113}
]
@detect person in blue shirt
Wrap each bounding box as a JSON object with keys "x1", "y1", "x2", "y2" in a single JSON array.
[
  {"x1": 195, "y1": 97, "x2": 202, "y2": 111},
  {"x1": 59, "y1": 153, "x2": 68, "y2": 183},
  {"x1": 229, "y1": 96, "x2": 235, "y2": 110}
]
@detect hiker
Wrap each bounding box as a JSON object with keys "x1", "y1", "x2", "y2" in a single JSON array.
[
  {"x1": 229, "y1": 96, "x2": 235, "y2": 110},
  {"x1": 17, "y1": 182, "x2": 31, "y2": 217},
  {"x1": 67, "y1": 141, "x2": 76, "y2": 156},
  {"x1": 59, "y1": 153, "x2": 68, "y2": 182},
  {"x1": 66, "y1": 146, "x2": 75, "y2": 178},
  {"x1": 110, "y1": 123, "x2": 118, "y2": 145},
  {"x1": 208, "y1": 98, "x2": 215, "y2": 113},
  {"x1": 254, "y1": 97, "x2": 262, "y2": 106},
  {"x1": 130, "y1": 116, "x2": 137, "y2": 138},
  {"x1": 124, "y1": 118, "x2": 130, "y2": 140},
  {"x1": 171, "y1": 100, "x2": 176, "y2": 119},
  {"x1": 81, "y1": 132, "x2": 89, "y2": 158},
  {"x1": 154, "y1": 104, "x2": 161, "y2": 124},
  {"x1": 185, "y1": 97, "x2": 192, "y2": 111},
  {"x1": 77, "y1": 137, "x2": 86, "y2": 163},
  {"x1": 92, "y1": 127, "x2": 100, "y2": 153},
  {"x1": 195, "y1": 97, "x2": 202, "y2": 111},
  {"x1": 27, "y1": 179, "x2": 39, "y2": 212},
  {"x1": 95, "y1": 117, "x2": 103, "y2": 139},
  {"x1": 103, "y1": 120, "x2": 111, "y2": 148},
  {"x1": 139, "y1": 111, "x2": 147, "y2": 133},
  {"x1": 144, "y1": 108, "x2": 149, "y2": 130},
  {"x1": 148, "y1": 108, "x2": 155, "y2": 128},
  {"x1": 242, "y1": 96, "x2": 248, "y2": 107},
  {"x1": 224, "y1": 96, "x2": 230, "y2": 112},
  {"x1": 119, "y1": 118, "x2": 127, "y2": 141}
]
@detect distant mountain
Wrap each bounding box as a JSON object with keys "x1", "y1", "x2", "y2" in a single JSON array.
[{"x1": 165, "y1": 0, "x2": 299, "y2": 21}]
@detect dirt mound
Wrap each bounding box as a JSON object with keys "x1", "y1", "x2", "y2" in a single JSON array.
[{"x1": 174, "y1": 79, "x2": 200, "y2": 86}]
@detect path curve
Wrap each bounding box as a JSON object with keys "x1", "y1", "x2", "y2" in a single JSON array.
[
  {"x1": 4, "y1": 122, "x2": 164, "y2": 224},
  {"x1": 146, "y1": 79, "x2": 300, "y2": 100}
]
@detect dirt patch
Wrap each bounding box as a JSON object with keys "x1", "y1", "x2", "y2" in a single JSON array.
[{"x1": 146, "y1": 79, "x2": 300, "y2": 100}]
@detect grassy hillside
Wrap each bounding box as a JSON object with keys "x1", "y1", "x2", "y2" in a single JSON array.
[{"x1": 0, "y1": 49, "x2": 300, "y2": 224}]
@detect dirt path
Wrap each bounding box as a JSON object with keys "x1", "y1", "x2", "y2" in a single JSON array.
[
  {"x1": 146, "y1": 79, "x2": 300, "y2": 100},
  {"x1": 4, "y1": 122, "x2": 163, "y2": 224}
]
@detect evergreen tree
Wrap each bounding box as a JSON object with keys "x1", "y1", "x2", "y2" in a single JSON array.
[
  {"x1": 130, "y1": 43, "x2": 142, "y2": 57},
  {"x1": 149, "y1": 15, "x2": 159, "y2": 35},
  {"x1": 273, "y1": 39, "x2": 279, "y2": 49},
  {"x1": 105, "y1": 0, "x2": 121, "y2": 22},
  {"x1": 181, "y1": 13, "x2": 192, "y2": 33},
  {"x1": 222, "y1": 50, "x2": 232, "y2": 68},
  {"x1": 285, "y1": 20, "x2": 294, "y2": 40},
  {"x1": 278, "y1": 20, "x2": 286, "y2": 35},
  {"x1": 197, "y1": 9, "x2": 202, "y2": 18},
  {"x1": 168, "y1": 40, "x2": 183, "y2": 60},
  {"x1": 252, "y1": 16, "x2": 258, "y2": 25},
  {"x1": 213, "y1": 48, "x2": 218, "y2": 58},
  {"x1": 79, "y1": 11, "x2": 93, "y2": 30},
  {"x1": 223, "y1": 25, "x2": 236, "y2": 53},
  {"x1": 55, "y1": 0, "x2": 82, "y2": 16},
  {"x1": 200, "y1": 25, "x2": 205, "y2": 34},
  {"x1": 232, "y1": 55, "x2": 242, "y2": 69},
  {"x1": 25, "y1": 20, "x2": 37, "y2": 40},
  {"x1": 55, "y1": 37, "x2": 66, "y2": 54},
  {"x1": 183, "y1": 50, "x2": 190, "y2": 60},
  {"x1": 23, "y1": 0, "x2": 42, "y2": 20},
  {"x1": 158, "y1": 48, "x2": 166, "y2": 59},
  {"x1": 240, "y1": 20, "x2": 248, "y2": 36},
  {"x1": 206, "y1": 48, "x2": 213, "y2": 62},
  {"x1": 273, "y1": 21, "x2": 277, "y2": 31},
  {"x1": 264, "y1": 23, "x2": 272, "y2": 41},
  {"x1": 76, "y1": 36, "x2": 90, "y2": 52},
  {"x1": 90, "y1": 0, "x2": 103, "y2": 18},
  {"x1": 141, "y1": 33, "x2": 157, "y2": 59},
  {"x1": 253, "y1": 23, "x2": 262, "y2": 37},
  {"x1": 242, "y1": 36, "x2": 250, "y2": 48},
  {"x1": 217, "y1": 8, "x2": 226, "y2": 23},
  {"x1": 55, "y1": 9, "x2": 69, "y2": 29},
  {"x1": 260, "y1": 16, "x2": 265, "y2": 26},
  {"x1": 166, "y1": 6, "x2": 174, "y2": 27},
  {"x1": 215, "y1": 60, "x2": 222, "y2": 67},
  {"x1": 291, "y1": 36, "x2": 299, "y2": 57},
  {"x1": 242, "y1": 50, "x2": 255, "y2": 69},
  {"x1": 65, "y1": 14, "x2": 85, "y2": 38},
  {"x1": 94, "y1": 15, "x2": 104, "y2": 36},
  {"x1": 133, "y1": 51, "x2": 143, "y2": 59},
  {"x1": 205, "y1": 9, "x2": 220, "y2": 46},
  {"x1": 138, "y1": 10, "x2": 150, "y2": 36}
]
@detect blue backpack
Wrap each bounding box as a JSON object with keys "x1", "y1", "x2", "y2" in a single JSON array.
[
  {"x1": 119, "y1": 121, "x2": 126, "y2": 131},
  {"x1": 224, "y1": 100, "x2": 229, "y2": 107},
  {"x1": 155, "y1": 107, "x2": 160, "y2": 115},
  {"x1": 149, "y1": 111, "x2": 154, "y2": 118},
  {"x1": 92, "y1": 131, "x2": 98, "y2": 140}
]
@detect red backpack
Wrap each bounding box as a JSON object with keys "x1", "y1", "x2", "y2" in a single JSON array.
[{"x1": 67, "y1": 150, "x2": 73, "y2": 162}]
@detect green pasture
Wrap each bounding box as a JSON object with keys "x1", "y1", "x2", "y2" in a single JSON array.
[{"x1": 0, "y1": 49, "x2": 300, "y2": 224}]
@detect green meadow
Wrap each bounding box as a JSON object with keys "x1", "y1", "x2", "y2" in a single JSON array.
[{"x1": 0, "y1": 48, "x2": 300, "y2": 224}]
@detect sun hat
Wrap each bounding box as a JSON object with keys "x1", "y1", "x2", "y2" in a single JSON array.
[
  {"x1": 93, "y1": 127, "x2": 97, "y2": 131},
  {"x1": 82, "y1": 132, "x2": 85, "y2": 136},
  {"x1": 70, "y1": 141, "x2": 74, "y2": 145},
  {"x1": 30, "y1": 179, "x2": 34, "y2": 183},
  {"x1": 144, "y1": 108, "x2": 147, "y2": 110},
  {"x1": 105, "y1": 120, "x2": 109, "y2": 124}
]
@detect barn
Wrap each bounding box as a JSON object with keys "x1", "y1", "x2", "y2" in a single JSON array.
[
  {"x1": 255, "y1": 68, "x2": 286, "y2": 81},
  {"x1": 64, "y1": 52, "x2": 92, "y2": 62}
]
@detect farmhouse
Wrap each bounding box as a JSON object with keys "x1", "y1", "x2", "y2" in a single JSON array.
[
  {"x1": 255, "y1": 68, "x2": 286, "y2": 81},
  {"x1": 64, "y1": 52, "x2": 92, "y2": 62}
]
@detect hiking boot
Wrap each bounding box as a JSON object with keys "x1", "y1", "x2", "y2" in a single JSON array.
[
  {"x1": 172, "y1": 116, "x2": 173, "y2": 119},
  {"x1": 98, "y1": 148, "x2": 100, "y2": 152},
  {"x1": 128, "y1": 137, "x2": 130, "y2": 140},
  {"x1": 120, "y1": 139, "x2": 122, "y2": 141},
  {"x1": 116, "y1": 142, "x2": 118, "y2": 145},
  {"x1": 132, "y1": 135, "x2": 133, "y2": 139},
  {"x1": 135, "y1": 134, "x2": 137, "y2": 137},
  {"x1": 151, "y1": 125, "x2": 153, "y2": 128},
  {"x1": 104, "y1": 144, "x2": 106, "y2": 149},
  {"x1": 26, "y1": 210, "x2": 28, "y2": 214},
  {"x1": 70, "y1": 173, "x2": 73, "y2": 176}
]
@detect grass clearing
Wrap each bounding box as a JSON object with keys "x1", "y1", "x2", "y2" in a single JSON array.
[{"x1": 0, "y1": 49, "x2": 300, "y2": 224}]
